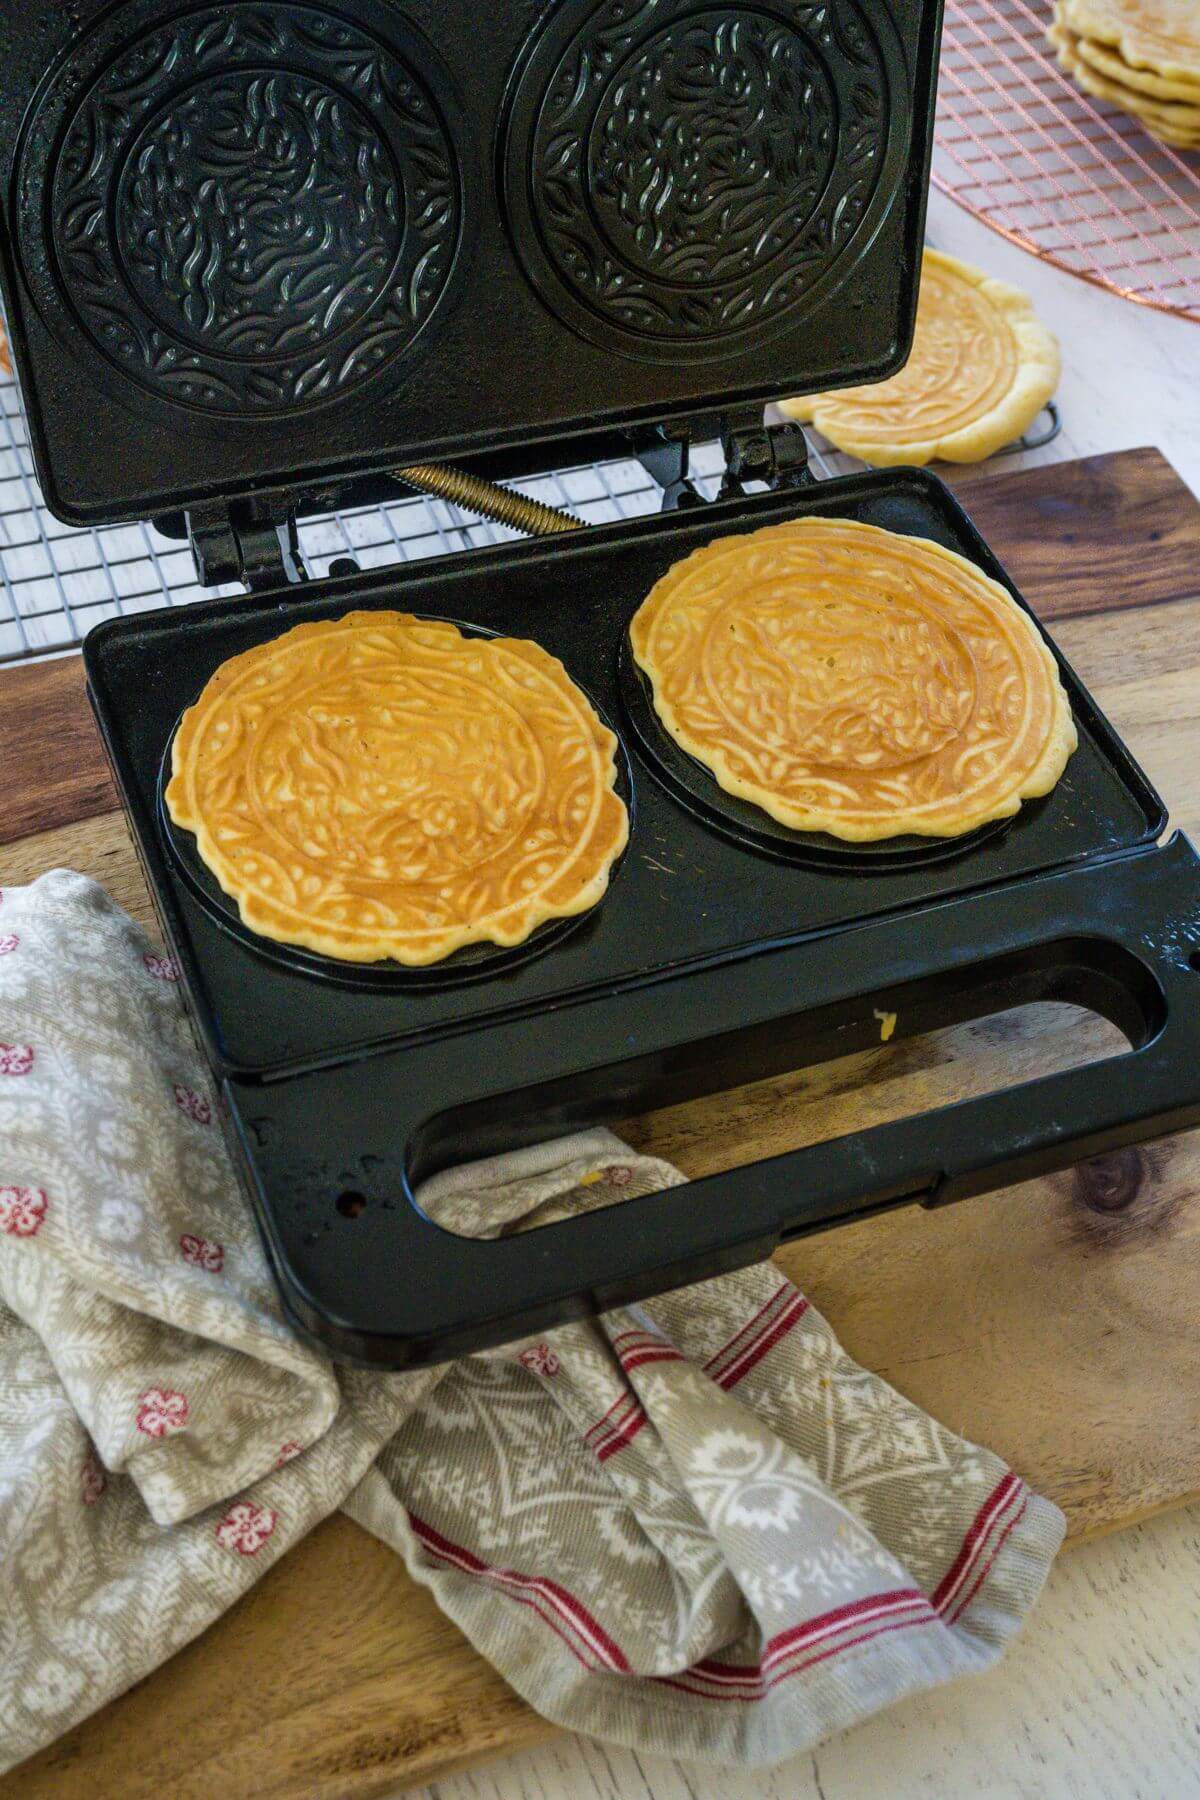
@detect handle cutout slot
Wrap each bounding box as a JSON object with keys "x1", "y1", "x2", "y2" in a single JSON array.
[{"x1": 412, "y1": 936, "x2": 1156, "y2": 1238}]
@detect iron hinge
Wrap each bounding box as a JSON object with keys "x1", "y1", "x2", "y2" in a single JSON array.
[
  {"x1": 718, "y1": 414, "x2": 814, "y2": 499},
  {"x1": 631, "y1": 411, "x2": 814, "y2": 511},
  {"x1": 629, "y1": 421, "x2": 710, "y2": 511},
  {"x1": 186, "y1": 496, "x2": 309, "y2": 592}
]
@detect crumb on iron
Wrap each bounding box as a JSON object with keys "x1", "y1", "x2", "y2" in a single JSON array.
[{"x1": 874, "y1": 1008, "x2": 897, "y2": 1043}]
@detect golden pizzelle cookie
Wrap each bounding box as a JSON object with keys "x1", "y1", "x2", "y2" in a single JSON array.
[
  {"x1": 1061, "y1": 0, "x2": 1200, "y2": 83},
  {"x1": 1067, "y1": 17, "x2": 1200, "y2": 97},
  {"x1": 1052, "y1": 40, "x2": 1200, "y2": 139},
  {"x1": 780, "y1": 252, "x2": 1060, "y2": 467},
  {"x1": 629, "y1": 519, "x2": 1077, "y2": 842},
  {"x1": 165, "y1": 612, "x2": 629, "y2": 965},
  {"x1": 1052, "y1": 20, "x2": 1200, "y2": 139}
]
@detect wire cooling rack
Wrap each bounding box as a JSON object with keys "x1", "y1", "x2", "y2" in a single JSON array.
[
  {"x1": 934, "y1": 0, "x2": 1200, "y2": 320},
  {"x1": 0, "y1": 361, "x2": 879, "y2": 665}
]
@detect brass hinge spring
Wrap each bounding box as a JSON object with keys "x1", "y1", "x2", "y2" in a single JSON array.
[{"x1": 393, "y1": 463, "x2": 585, "y2": 538}]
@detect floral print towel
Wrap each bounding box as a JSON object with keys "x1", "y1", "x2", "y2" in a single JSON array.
[{"x1": 0, "y1": 871, "x2": 1065, "y2": 1777}]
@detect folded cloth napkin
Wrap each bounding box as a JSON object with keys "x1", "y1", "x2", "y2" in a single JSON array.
[{"x1": 0, "y1": 870, "x2": 1065, "y2": 1776}]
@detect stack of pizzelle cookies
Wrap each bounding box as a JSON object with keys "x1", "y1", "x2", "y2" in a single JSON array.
[{"x1": 1050, "y1": 0, "x2": 1200, "y2": 150}]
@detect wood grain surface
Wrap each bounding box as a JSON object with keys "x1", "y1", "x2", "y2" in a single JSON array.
[
  {"x1": 0, "y1": 653, "x2": 114, "y2": 845},
  {"x1": 3, "y1": 451, "x2": 1200, "y2": 1800},
  {"x1": 947, "y1": 444, "x2": 1200, "y2": 619}
]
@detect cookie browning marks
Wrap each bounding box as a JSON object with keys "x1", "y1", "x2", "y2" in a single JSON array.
[
  {"x1": 165, "y1": 613, "x2": 628, "y2": 964},
  {"x1": 630, "y1": 517, "x2": 1076, "y2": 841}
]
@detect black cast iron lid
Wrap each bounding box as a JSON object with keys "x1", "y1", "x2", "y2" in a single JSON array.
[{"x1": 0, "y1": 0, "x2": 943, "y2": 525}]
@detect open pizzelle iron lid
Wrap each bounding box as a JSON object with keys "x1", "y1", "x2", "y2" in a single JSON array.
[{"x1": 0, "y1": 0, "x2": 941, "y2": 526}]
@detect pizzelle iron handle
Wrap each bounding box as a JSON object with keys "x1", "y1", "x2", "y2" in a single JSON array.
[{"x1": 226, "y1": 837, "x2": 1200, "y2": 1368}]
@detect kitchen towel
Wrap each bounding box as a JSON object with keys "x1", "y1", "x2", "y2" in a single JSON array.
[{"x1": 0, "y1": 870, "x2": 1065, "y2": 1777}]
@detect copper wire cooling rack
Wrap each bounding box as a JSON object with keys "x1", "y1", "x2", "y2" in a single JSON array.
[{"x1": 934, "y1": 0, "x2": 1200, "y2": 320}]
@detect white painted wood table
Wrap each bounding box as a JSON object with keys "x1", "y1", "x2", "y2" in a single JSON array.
[{"x1": 397, "y1": 190, "x2": 1200, "y2": 1800}]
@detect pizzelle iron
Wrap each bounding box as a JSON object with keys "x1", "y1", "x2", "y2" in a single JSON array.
[{"x1": 2, "y1": 0, "x2": 1200, "y2": 1365}]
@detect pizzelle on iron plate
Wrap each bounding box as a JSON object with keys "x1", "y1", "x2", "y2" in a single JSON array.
[
  {"x1": 629, "y1": 518, "x2": 1077, "y2": 842},
  {"x1": 166, "y1": 612, "x2": 629, "y2": 965}
]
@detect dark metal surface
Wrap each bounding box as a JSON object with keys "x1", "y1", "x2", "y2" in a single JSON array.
[
  {"x1": 83, "y1": 469, "x2": 1198, "y2": 1365},
  {"x1": 227, "y1": 835, "x2": 1200, "y2": 1365},
  {"x1": 0, "y1": 0, "x2": 943, "y2": 523},
  {"x1": 499, "y1": 0, "x2": 908, "y2": 361},
  {"x1": 19, "y1": 4, "x2": 462, "y2": 417},
  {"x1": 86, "y1": 472, "x2": 1165, "y2": 1075}
]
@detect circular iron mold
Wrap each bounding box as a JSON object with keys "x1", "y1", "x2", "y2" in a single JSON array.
[
  {"x1": 618, "y1": 635, "x2": 1013, "y2": 871},
  {"x1": 499, "y1": 0, "x2": 909, "y2": 363},
  {"x1": 157, "y1": 621, "x2": 634, "y2": 993},
  {"x1": 17, "y1": 1, "x2": 465, "y2": 417}
]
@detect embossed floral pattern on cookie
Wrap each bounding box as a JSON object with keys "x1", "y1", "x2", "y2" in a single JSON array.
[
  {"x1": 164, "y1": 613, "x2": 628, "y2": 966},
  {"x1": 630, "y1": 517, "x2": 1076, "y2": 842}
]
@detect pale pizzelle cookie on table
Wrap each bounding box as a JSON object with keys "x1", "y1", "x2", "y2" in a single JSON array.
[
  {"x1": 780, "y1": 251, "x2": 1060, "y2": 467},
  {"x1": 629, "y1": 518, "x2": 1077, "y2": 843},
  {"x1": 166, "y1": 611, "x2": 628, "y2": 965}
]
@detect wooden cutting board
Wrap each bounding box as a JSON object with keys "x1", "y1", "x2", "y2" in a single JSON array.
[{"x1": 4, "y1": 449, "x2": 1200, "y2": 1800}]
